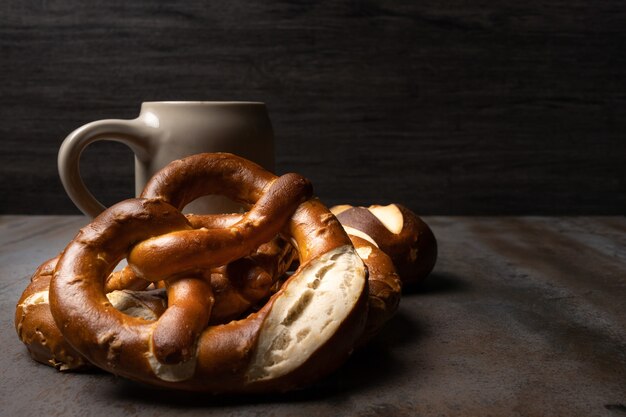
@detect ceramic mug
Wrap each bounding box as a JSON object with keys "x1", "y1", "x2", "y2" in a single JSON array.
[{"x1": 58, "y1": 101, "x2": 275, "y2": 217}]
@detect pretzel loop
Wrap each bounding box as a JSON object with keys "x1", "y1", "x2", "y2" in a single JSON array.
[
  {"x1": 49, "y1": 153, "x2": 369, "y2": 392},
  {"x1": 128, "y1": 172, "x2": 311, "y2": 282}
]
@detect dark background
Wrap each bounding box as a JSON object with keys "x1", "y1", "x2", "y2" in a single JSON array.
[{"x1": 1, "y1": 0, "x2": 625, "y2": 215}]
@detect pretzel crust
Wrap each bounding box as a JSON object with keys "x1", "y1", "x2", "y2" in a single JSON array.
[
  {"x1": 48, "y1": 153, "x2": 368, "y2": 392},
  {"x1": 348, "y1": 236, "x2": 402, "y2": 345},
  {"x1": 15, "y1": 256, "x2": 168, "y2": 371},
  {"x1": 332, "y1": 204, "x2": 438, "y2": 285},
  {"x1": 15, "y1": 257, "x2": 89, "y2": 371}
]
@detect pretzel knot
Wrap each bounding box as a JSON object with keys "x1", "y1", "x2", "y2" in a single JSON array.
[{"x1": 49, "y1": 153, "x2": 369, "y2": 392}]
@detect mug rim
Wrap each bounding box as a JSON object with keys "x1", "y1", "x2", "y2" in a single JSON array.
[{"x1": 142, "y1": 101, "x2": 265, "y2": 106}]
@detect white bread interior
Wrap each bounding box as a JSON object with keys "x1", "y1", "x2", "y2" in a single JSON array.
[
  {"x1": 246, "y1": 244, "x2": 366, "y2": 381},
  {"x1": 368, "y1": 204, "x2": 404, "y2": 234}
]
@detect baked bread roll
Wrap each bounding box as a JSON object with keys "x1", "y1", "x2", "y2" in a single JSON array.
[{"x1": 331, "y1": 204, "x2": 437, "y2": 286}]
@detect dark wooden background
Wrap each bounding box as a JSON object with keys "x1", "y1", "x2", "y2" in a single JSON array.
[{"x1": 1, "y1": 0, "x2": 625, "y2": 215}]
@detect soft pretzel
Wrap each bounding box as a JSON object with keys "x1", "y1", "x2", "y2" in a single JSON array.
[
  {"x1": 16, "y1": 153, "x2": 434, "y2": 391},
  {"x1": 105, "y1": 234, "x2": 297, "y2": 325},
  {"x1": 48, "y1": 153, "x2": 368, "y2": 392},
  {"x1": 15, "y1": 257, "x2": 88, "y2": 371},
  {"x1": 331, "y1": 204, "x2": 437, "y2": 286},
  {"x1": 15, "y1": 256, "x2": 167, "y2": 371},
  {"x1": 16, "y1": 233, "x2": 296, "y2": 372},
  {"x1": 349, "y1": 236, "x2": 402, "y2": 344}
]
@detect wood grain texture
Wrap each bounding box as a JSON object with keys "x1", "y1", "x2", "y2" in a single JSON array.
[{"x1": 1, "y1": 0, "x2": 625, "y2": 214}]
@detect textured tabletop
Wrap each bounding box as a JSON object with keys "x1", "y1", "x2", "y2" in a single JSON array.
[{"x1": 1, "y1": 216, "x2": 625, "y2": 417}]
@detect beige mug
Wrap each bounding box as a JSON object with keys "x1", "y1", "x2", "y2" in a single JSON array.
[{"x1": 58, "y1": 101, "x2": 275, "y2": 217}]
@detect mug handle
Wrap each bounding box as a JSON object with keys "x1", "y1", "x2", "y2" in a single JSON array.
[{"x1": 58, "y1": 118, "x2": 151, "y2": 218}]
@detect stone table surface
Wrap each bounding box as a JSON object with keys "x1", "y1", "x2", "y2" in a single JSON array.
[{"x1": 1, "y1": 215, "x2": 625, "y2": 417}]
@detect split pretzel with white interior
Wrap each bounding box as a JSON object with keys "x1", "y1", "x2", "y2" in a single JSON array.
[{"x1": 15, "y1": 153, "x2": 437, "y2": 393}]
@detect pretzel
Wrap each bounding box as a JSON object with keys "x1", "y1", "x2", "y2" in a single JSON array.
[
  {"x1": 16, "y1": 202, "x2": 428, "y2": 376},
  {"x1": 182, "y1": 208, "x2": 408, "y2": 345},
  {"x1": 349, "y1": 236, "x2": 402, "y2": 345},
  {"x1": 47, "y1": 153, "x2": 368, "y2": 392},
  {"x1": 331, "y1": 204, "x2": 438, "y2": 286},
  {"x1": 16, "y1": 153, "x2": 432, "y2": 391},
  {"x1": 15, "y1": 256, "x2": 167, "y2": 371},
  {"x1": 15, "y1": 233, "x2": 295, "y2": 372},
  {"x1": 106, "y1": 234, "x2": 297, "y2": 324}
]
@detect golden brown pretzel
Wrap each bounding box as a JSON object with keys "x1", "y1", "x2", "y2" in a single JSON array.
[
  {"x1": 331, "y1": 203, "x2": 438, "y2": 286},
  {"x1": 16, "y1": 180, "x2": 300, "y2": 372},
  {"x1": 200, "y1": 207, "x2": 406, "y2": 345},
  {"x1": 105, "y1": 213, "x2": 294, "y2": 296},
  {"x1": 105, "y1": 232, "x2": 297, "y2": 325},
  {"x1": 349, "y1": 236, "x2": 402, "y2": 345},
  {"x1": 15, "y1": 257, "x2": 89, "y2": 371},
  {"x1": 129, "y1": 171, "x2": 310, "y2": 282},
  {"x1": 15, "y1": 256, "x2": 168, "y2": 371},
  {"x1": 49, "y1": 153, "x2": 368, "y2": 392},
  {"x1": 16, "y1": 234, "x2": 296, "y2": 371},
  {"x1": 185, "y1": 210, "x2": 404, "y2": 344}
]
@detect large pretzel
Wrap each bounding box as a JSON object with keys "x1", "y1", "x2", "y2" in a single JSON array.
[
  {"x1": 330, "y1": 203, "x2": 437, "y2": 342},
  {"x1": 14, "y1": 216, "x2": 401, "y2": 374},
  {"x1": 48, "y1": 153, "x2": 368, "y2": 392},
  {"x1": 15, "y1": 231, "x2": 295, "y2": 372},
  {"x1": 15, "y1": 256, "x2": 167, "y2": 371}
]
